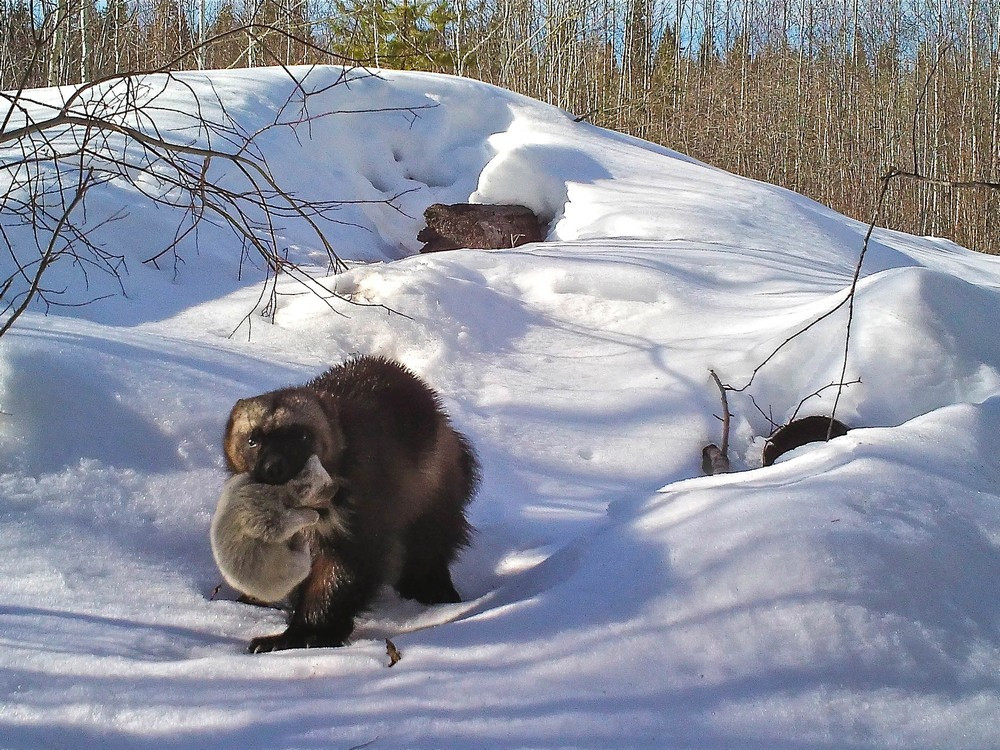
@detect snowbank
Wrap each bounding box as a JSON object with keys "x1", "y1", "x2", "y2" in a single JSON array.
[{"x1": 1, "y1": 66, "x2": 998, "y2": 748}]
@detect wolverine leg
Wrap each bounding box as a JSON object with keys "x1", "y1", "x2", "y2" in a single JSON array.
[
  {"x1": 248, "y1": 543, "x2": 380, "y2": 653},
  {"x1": 395, "y1": 504, "x2": 471, "y2": 605}
]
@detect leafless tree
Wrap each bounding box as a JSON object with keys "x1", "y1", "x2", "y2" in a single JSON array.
[
  {"x1": 0, "y1": 15, "x2": 414, "y2": 338},
  {"x1": 2, "y1": 0, "x2": 997, "y2": 256}
]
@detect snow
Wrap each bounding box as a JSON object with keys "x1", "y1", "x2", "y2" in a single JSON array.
[{"x1": 2, "y1": 66, "x2": 999, "y2": 748}]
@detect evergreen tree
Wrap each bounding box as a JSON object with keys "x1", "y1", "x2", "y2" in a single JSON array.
[
  {"x1": 326, "y1": 0, "x2": 454, "y2": 70},
  {"x1": 205, "y1": 0, "x2": 248, "y2": 67}
]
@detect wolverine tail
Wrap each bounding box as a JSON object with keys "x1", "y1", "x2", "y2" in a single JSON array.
[{"x1": 455, "y1": 430, "x2": 482, "y2": 506}]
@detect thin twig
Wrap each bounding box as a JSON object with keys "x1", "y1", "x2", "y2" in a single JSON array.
[
  {"x1": 890, "y1": 170, "x2": 1000, "y2": 192},
  {"x1": 708, "y1": 369, "x2": 730, "y2": 457},
  {"x1": 789, "y1": 378, "x2": 862, "y2": 422},
  {"x1": 748, "y1": 394, "x2": 777, "y2": 431},
  {"x1": 911, "y1": 43, "x2": 950, "y2": 174},
  {"x1": 0, "y1": 41, "x2": 419, "y2": 338},
  {"x1": 827, "y1": 170, "x2": 897, "y2": 436},
  {"x1": 0, "y1": 169, "x2": 94, "y2": 337},
  {"x1": 703, "y1": 369, "x2": 732, "y2": 475}
]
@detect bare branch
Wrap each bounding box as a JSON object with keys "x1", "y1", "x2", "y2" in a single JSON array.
[
  {"x1": 703, "y1": 369, "x2": 732, "y2": 475},
  {"x1": 890, "y1": 171, "x2": 1000, "y2": 193},
  {"x1": 0, "y1": 169, "x2": 96, "y2": 337},
  {"x1": 0, "y1": 35, "x2": 429, "y2": 338},
  {"x1": 719, "y1": 292, "x2": 853, "y2": 394},
  {"x1": 708, "y1": 369, "x2": 731, "y2": 457},
  {"x1": 789, "y1": 379, "x2": 862, "y2": 423}
]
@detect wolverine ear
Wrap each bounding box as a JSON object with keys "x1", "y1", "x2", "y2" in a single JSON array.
[{"x1": 231, "y1": 397, "x2": 254, "y2": 419}]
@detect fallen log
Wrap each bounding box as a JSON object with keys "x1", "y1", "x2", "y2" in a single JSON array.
[{"x1": 417, "y1": 203, "x2": 545, "y2": 253}]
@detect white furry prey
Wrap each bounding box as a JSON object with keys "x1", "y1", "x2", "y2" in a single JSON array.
[{"x1": 210, "y1": 455, "x2": 335, "y2": 603}]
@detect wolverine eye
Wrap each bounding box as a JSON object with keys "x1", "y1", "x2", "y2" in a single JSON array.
[{"x1": 247, "y1": 436, "x2": 258, "y2": 448}]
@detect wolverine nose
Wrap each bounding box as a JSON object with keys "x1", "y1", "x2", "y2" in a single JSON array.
[{"x1": 257, "y1": 453, "x2": 291, "y2": 485}]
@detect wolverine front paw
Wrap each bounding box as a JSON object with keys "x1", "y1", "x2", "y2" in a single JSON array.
[{"x1": 248, "y1": 629, "x2": 344, "y2": 653}]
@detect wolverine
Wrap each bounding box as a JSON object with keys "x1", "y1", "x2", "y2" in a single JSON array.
[
  {"x1": 223, "y1": 355, "x2": 480, "y2": 653},
  {"x1": 211, "y1": 455, "x2": 336, "y2": 605}
]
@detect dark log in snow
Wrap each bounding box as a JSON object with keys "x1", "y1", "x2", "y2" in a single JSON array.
[
  {"x1": 762, "y1": 416, "x2": 850, "y2": 467},
  {"x1": 417, "y1": 203, "x2": 545, "y2": 253}
]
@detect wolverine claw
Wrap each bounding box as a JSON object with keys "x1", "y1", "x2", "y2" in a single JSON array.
[
  {"x1": 247, "y1": 634, "x2": 283, "y2": 653},
  {"x1": 248, "y1": 632, "x2": 304, "y2": 653},
  {"x1": 248, "y1": 630, "x2": 344, "y2": 653}
]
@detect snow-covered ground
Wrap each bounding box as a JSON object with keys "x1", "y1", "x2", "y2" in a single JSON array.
[{"x1": 1, "y1": 67, "x2": 999, "y2": 749}]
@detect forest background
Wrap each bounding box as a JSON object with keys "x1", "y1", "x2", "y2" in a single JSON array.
[{"x1": 1, "y1": 0, "x2": 998, "y2": 254}]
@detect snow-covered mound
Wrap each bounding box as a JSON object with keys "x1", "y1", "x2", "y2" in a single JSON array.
[{"x1": 1, "y1": 66, "x2": 998, "y2": 748}]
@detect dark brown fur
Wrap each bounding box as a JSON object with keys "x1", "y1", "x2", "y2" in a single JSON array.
[
  {"x1": 223, "y1": 355, "x2": 480, "y2": 652},
  {"x1": 762, "y1": 415, "x2": 850, "y2": 467}
]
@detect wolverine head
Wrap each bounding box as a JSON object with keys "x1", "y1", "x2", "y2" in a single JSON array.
[{"x1": 224, "y1": 389, "x2": 343, "y2": 485}]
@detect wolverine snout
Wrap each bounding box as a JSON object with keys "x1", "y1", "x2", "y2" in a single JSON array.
[{"x1": 256, "y1": 448, "x2": 298, "y2": 485}]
